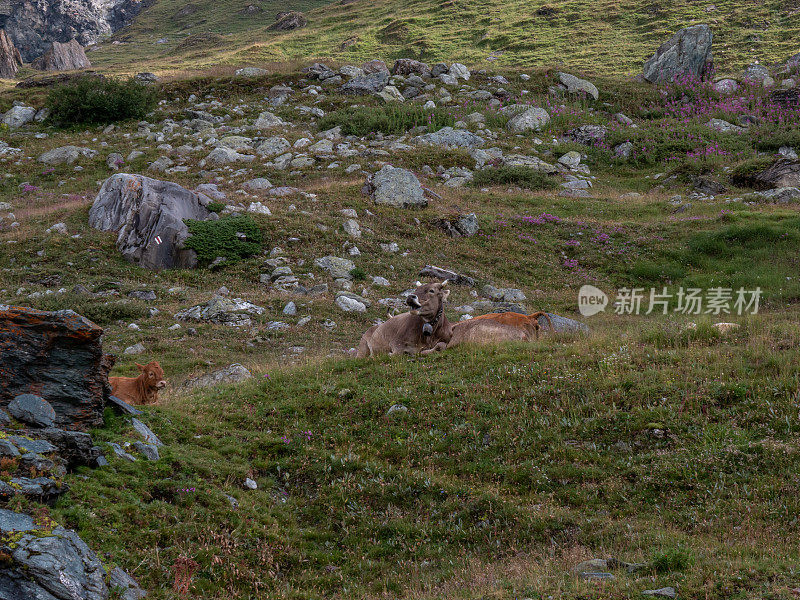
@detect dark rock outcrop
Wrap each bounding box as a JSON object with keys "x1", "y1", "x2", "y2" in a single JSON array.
[
  {"x1": 3, "y1": 0, "x2": 145, "y2": 63},
  {"x1": 751, "y1": 159, "x2": 800, "y2": 190},
  {"x1": 31, "y1": 38, "x2": 91, "y2": 71},
  {"x1": 391, "y1": 58, "x2": 431, "y2": 78},
  {"x1": 0, "y1": 305, "x2": 114, "y2": 431},
  {"x1": 88, "y1": 173, "x2": 218, "y2": 270},
  {"x1": 0, "y1": 28, "x2": 22, "y2": 79},
  {"x1": 0, "y1": 522, "x2": 146, "y2": 599},
  {"x1": 268, "y1": 11, "x2": 307, "y2": 31},
  {"x1": 642, "y1": 24, "x2": 714, "y2": 83}
]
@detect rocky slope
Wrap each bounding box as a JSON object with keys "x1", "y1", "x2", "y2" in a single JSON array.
[{"x1": 3, "y1": 0, "x2": 144, "y2": 62}]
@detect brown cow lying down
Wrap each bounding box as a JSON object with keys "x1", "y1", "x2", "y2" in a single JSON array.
[
  {"x1": 109, "y1": 361, "x2": 167, "y2": 405},
  {"x1": 357, "y1": 281, "x2": 453, "y2": 357},
  {"x1": 448, "y1": 311, "x2": 553, "y2": 348}
]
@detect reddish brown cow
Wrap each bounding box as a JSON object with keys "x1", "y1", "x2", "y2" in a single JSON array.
[
  {"x1": 448, "y1": 311, "x2": 553, "y2": 348},
  {"x1": 109, "y1": 361, "x2": 167, "y2": 405}
]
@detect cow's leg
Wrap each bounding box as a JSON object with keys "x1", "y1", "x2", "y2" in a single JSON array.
[{"x1": 421, "y1": 341, "x2": 448, "y2": 355}]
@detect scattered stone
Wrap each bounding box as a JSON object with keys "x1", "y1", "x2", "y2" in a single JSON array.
[
  {"x1": 183, "y1": 363, "x2": 253, "y2": 389},
  {"x1": 365, "y1": 165, "x2": 427, "y2": 208},
  {"x1": 124, "y1": 342, "x2": 146, "y2": 355},
  {"x1": 341, "y1": 71, "x2": 390, "y2": 95},
  {"x1": 419, "y1": 265, "x2": 475, "y2": 286},
  {"x1": 558, "y1": 72, "x2": 599, "y2": 99},
  {"x1": 131, "y1": 417, "x2": 163, "y2": 447},
  {"x1": 386, "y1": 404, "x2": 409, "y2": 417},
  {"x1": 414, "y1": 126, "x2": 485, "y2": 148},
  {"x1": 507, "y1": 107, "x2": 551, "y2": 132},
  {"x1": 175, "y1": 296, "x2": 266, "y2": 327},
  {"x1": 313, "y1": 256, "x2": 354, "y2": 281},
  {"x1": 244, "y1": 477, "x2": 258, "y2": 490},
  {"x1": 335, "y1": 295, "x2": 367, "y2": 313},
  {"x1": 643, "y1": 587, "x2": 677, "y2": 598},
  {"x1": 132, "y1": 441, "x2": 159, "y2": 461},
  {"x1": 254, "y1": 111, "x2": 285, "y2": 129},
  {"x1": 38, "y1": 145, "x2": 96, "y2": 165},
  {"x1": 235, "y1": 67, "x2": 267, "y2": 77}
]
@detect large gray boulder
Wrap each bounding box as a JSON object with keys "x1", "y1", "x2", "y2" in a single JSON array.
[
  {"x1": 3, "y1": 105, "x2": 37, "y2": 129},
  {"x1": 314, "y1": 256, "x2": 356, "y2": 279},
  {"x1": 414, "y1": 126, "x2": 485, "y2": 148},
  {"x1": 365, "y1": 165, "x2": 427, "y2": 208},
  {"x1": 642, "y1": 24, "x2": 714, "y2": 83},
  {"x1": 8, "y1": 394, "x2": 56, "y2": 427},
  {"x1": 31, "y1": 39, "x2": 91, "y2": 71},
  {"x1": 340, "y1": 71, "x2": 389, "y2": 95},
  {"x1": 558, "y1": 72, "x2": 599, "y2": 100},
  {"x1": 507, "y1": 107, "x2": 551, "y2": 132},
  {"x1": 88, "y1": 173, "x2": 217, "y2": 270}
]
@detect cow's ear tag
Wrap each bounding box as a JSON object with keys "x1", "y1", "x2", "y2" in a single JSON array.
[{"x1": 422, "y1": 323, "x2": 433, "y2": 336}]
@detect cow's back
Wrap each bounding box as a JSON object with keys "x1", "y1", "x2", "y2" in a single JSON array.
[{"x1": 448, "y1": 317, "x2": 531, "y2": 348}]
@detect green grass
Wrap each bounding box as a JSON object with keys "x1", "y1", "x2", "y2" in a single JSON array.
[
  {"x1": 44, "y1": 323, "x2": 800, "y2": 598},
  {"x1": 472, "y1": 166, "x2": 560, "y2": 190},
  {"x1": 3, "y1": 63, "x2": 800, "y2": 599},
  {"x1": 317, "y1": 105, "x2": 456, "y2": 136},
  {"x1": 83, "y1": 0, "x2": 800, "y2": 78}
]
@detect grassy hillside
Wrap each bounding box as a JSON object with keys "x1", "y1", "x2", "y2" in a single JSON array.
[
  {"x1": 2, "y1": 64, "x2": 800, "y2": 597},
  {"x1": 87, "y1": 0, "x2": 800, "y2": 76}
]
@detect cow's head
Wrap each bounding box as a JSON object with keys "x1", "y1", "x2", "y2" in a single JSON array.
[
  {"x1": 406, "y1": 280, "x2": 450, "y2": 323},
  {"x1": 137, "y1": 361, "x2": 167, "y2": 390}
]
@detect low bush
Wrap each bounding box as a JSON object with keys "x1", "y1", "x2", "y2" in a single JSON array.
[
  {"x1": 183, "y1": 215, "x2": 264, "y2": 267},
  {"x1": 317, "y1": 104, "x2": 455, "y2": 136},
  {"x1": 471, "y1": 166, "x2": 558, "y2": 190},
  {"x1": 46, "y1": 77, "x2": 158, "y2": 127}
]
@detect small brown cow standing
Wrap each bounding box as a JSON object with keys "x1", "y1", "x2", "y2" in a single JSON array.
[{"x1": 109, "y1": 361, "x2": 167, "y2": 405}]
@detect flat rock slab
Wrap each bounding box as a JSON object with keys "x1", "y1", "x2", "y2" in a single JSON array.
[
  {"x1": 0, "y1": 508, "x2": 38, "y2": 533},
  {"x1": 108, "y1": 394, "x2": 143, "y2": 415},
  {"x1": 131, "y1": 418, "x2": 164, "y2": 447},
  {"x1": 8, "y1": 394, "x2": 56, "y2": 427},
  {"x1": 183, "y1": 363, "x2": 252, "y2": 390},
  {"x1": 7, "y1": 435, "x2": 57, "y2": 455}
]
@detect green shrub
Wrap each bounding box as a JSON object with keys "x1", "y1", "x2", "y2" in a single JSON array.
[
  {"x1": 183, "y1": 215, "x2": 264, "y2": 267},
  {"x1": 46, "y1": 77, "x2": 158, "y2": 127},
  {"x1": 349, "y1": 267, "x2": 367, "y2": 281},
  {"x1": 206, "y1": 201, "x2": 226, "y2": 214},
  {"x1": 472, "y1": 166, "x2": 558, "y2": 190},
  {"x1": 317, "y1": 104, "x2": 455, "y2": 136},
  {"x1": 651, "y1": 548, "x2": 693, "y2": 573}
]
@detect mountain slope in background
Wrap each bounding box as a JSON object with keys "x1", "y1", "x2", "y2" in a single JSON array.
[{"x1": 88, "y1": 0, "x2": 800, "y2": 76}]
